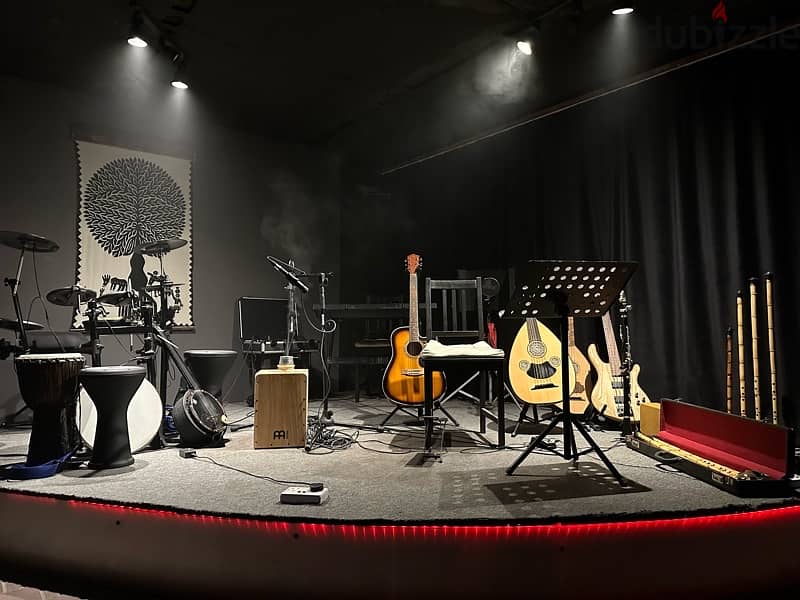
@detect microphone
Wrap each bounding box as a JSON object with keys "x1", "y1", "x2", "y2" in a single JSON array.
[{"x1": 266, "y1": 256, "x2": 309, "y2": 293}]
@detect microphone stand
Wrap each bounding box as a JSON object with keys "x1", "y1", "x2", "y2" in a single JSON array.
[
  {"x1": 265, "y1": 257, "x2": 339, "y2": 451},
  {"x1": 266, "y1": 256, "x2": 308, "y2": 368}
]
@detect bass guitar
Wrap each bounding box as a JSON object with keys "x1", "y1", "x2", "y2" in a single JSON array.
[
  {"x1": 566, "y1": 316, "x2": 592, "y2": 415},
  {"x1": 382, "y1": 254, "x2": 446, "y2": 405},
  {"x1": 508, "y1": 317, "x2": 575, "y2": 406},
  {"x1": 587, "y1": 309, "x2": 649, "y2": 422}
]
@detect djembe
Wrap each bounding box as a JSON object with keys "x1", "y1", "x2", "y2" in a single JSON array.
[
  {"x1": 79, "y1": 366, "x2": 146, "y2": 469},
  {"x1": 14, "y1": 353, "x2": 85, "y2": 466}
]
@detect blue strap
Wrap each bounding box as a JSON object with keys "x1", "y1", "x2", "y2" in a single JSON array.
[{"x1": 0, "y1": 447, "x2": 78, "y2": 480}]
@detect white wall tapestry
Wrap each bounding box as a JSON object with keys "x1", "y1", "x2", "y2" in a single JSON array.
[{"x1": 75, "y1": 140, "x2": 193, "y2": 328}]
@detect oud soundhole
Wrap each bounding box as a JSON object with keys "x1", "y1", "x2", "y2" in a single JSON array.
[
  {"x1": 406, "y1": 341, "x2": 423, "y2": 356},
  {"x1": 527, "y1": 341, "x2": 546, "y2": 358}
]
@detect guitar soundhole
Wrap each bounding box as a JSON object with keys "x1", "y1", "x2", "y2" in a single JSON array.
[
  {"x1": 518, "y1": 360, "x2": 530, "y2": 371},
  {"x1": 527, "y1": 341, "x2": 546, "y2": 358},
  {"x1": 549, "y1": 356, "x2": 561, "y2": 367},
  {"x1": 406, "y1": 341, "x2": 423, "y2": 357}
]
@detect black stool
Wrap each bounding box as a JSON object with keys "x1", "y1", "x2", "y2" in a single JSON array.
[
  {"x1": 183, "y1": 350, "x2": 237, "y2": 399},
  {"x1": 79, "y1": 366, "x2": 146, "y2": 469}
]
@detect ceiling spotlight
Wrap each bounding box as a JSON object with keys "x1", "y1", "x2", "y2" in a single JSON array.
[
  {"x1": 126, "y1": 7, "x2": 151, "y2": 47},
  {"x1": 170, "y1": 53, "x2": 189, "y2": 90},
  {"x1": 516, "y1": 40, "x2": 533, "y2": 55},
  {"x1": 612, "y1": 7, "x2": 634, "y2": 15}
]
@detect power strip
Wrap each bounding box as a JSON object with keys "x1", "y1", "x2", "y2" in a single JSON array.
[{"x1": 280, "y1": 486, "x2": 329, "y2": 505}]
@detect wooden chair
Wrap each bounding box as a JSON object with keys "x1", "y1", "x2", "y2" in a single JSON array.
[{"x1": 420, "y1": 277, "x2": 506, "y2": 455}]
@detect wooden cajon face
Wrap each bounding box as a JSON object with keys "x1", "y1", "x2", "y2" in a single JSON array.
[{"x1": 253, "y1": 369, "x2": 308, "y2": 448}]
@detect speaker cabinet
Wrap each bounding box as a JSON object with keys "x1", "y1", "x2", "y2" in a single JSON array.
[{"x1": 253, "y1": 369, "x2": 308, "y2": 449}]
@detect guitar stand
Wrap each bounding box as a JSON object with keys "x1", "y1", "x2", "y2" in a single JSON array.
[
  {"x1": 617, "y1": 292, "x2": 635, "y2": 438},
  {"x1": 503, "y1": 260, "x2": 639, "y2": 487},
  {"x1": 511, "y1": 404, "x2": 553, "y2": 437}
]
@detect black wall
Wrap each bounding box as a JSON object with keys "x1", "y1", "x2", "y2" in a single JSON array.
[
  {"x1": 340, "y1": 44, "x2": 799, "y2": 420},
  {"x1": 0, "y1": 72, "x2": 340, "y2": 415}
]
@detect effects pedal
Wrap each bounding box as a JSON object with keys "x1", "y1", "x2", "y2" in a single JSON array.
[{"x1": 279, "y1": 484, "x2": 329, "y2": 505}]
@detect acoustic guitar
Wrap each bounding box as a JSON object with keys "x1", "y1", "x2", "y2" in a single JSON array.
[
  {"x1": 587, "y1": 310, "x2": 649, "y2": 422},
  {"x1": 381, "y1": 254, "x2": 446, "y2": 406},
  {"x1": 566, "y1": 316, "x2": 592, "y2": 415},
  {"x1": 508, "y1": 317, "x2": 575, "y2": 406}
]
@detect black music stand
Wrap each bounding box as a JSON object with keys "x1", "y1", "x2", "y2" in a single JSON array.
[{"x1": 504, "y1": 260, "x2": 638, "y2": 485}]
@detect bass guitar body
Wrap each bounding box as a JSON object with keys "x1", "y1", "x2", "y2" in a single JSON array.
[
  {"x1": 587, "y1": 344, "x2": 648, "y2": 422},
  {"x1": 382, "y1": 327, "x2": 446, "y2": 406},
  {"x1": 508, "y1": 318, "x2": 575, "y2": 405}
]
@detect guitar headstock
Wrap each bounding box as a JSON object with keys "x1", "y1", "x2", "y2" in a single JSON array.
[{"x1": 405, "y1": 253, "x2": 422, "y2": 275}]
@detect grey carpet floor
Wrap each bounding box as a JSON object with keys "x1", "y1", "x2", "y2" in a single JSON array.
[{"x1": 1, "y1": 395, "x2": 798, "y2": 523}]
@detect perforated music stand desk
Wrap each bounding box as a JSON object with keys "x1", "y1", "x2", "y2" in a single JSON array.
[{"x1": 503, "y1": 260, "x2": 638, "y2": 484}]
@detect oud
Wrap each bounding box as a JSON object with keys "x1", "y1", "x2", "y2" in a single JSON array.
[
  {"x1": 508, "y1": 317, "x2": 575, "y2": 406},
  {"x1": 587, "y1": 311, "x2": 649, "y2": 422},
  {"x1": 382, "y1": 254, "x2": 446, "y2": 405}
]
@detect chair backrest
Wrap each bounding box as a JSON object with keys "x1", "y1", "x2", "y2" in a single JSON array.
[{"x1": 425, "y1": 277, "x2": 484, "y2": 342}]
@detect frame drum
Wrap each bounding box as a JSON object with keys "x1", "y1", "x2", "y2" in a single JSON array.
[{"x1": 77, "y1": 378, "x2": 162, "y2": 452}]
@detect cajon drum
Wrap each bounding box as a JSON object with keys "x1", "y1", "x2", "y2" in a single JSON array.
[
  {"x1": 639, "y1": 401, "x2": 662, "y2": 437},
  {"x1": 253, "y1": 368, "x2": 308, "y2": 448}
]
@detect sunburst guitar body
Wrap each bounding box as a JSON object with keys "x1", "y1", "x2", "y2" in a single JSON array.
[
  {"x1": 508, "y1": 317, "x2": 575, "y2": 406},
  {"x1": 381, "y1": 253, "x2": 446, "y2": 406},
  {"x1": 587, "y1": 310, "x2": 649, "y2": 422},
  {"x1": 382, "y1": 326, "x2": 446, "y2": 405}
]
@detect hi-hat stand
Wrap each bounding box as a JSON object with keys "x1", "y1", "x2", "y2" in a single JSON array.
[{"x1": 504, "y1": 260, "x2": 638, "y2": 486}]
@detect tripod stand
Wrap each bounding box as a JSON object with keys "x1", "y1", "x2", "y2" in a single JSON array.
[{"x1": 504, "y1": 260, "x2": 638, "y2": 486}]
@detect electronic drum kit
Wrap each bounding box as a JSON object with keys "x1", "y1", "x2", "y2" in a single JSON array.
[{"x1": 0, "y1": 231, "x2": 230, "y2": 475}]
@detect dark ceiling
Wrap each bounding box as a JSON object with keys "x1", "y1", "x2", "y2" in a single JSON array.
[{"x1": 1, "y1": 1, "x2": 798, "y2": 154}]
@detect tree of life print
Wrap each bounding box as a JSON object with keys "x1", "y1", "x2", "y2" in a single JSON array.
[{"x1": 83, "y1": 157, "x2": 186, "y2": 256}]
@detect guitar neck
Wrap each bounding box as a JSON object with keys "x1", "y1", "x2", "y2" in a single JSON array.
[
  {"x1": 409, "y1": 273, "x2": 420, "y2": 342},
  {"x1": 601, "y1": 312, "x2": 622, "y2": 375},
  {"x1": 567, "y1": 316, "x2": 576, "y2": 348}
]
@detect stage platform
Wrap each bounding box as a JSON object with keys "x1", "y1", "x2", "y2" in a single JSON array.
[{"x1": 1, "y1": 395, "x2": 800, "y2": 599}]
